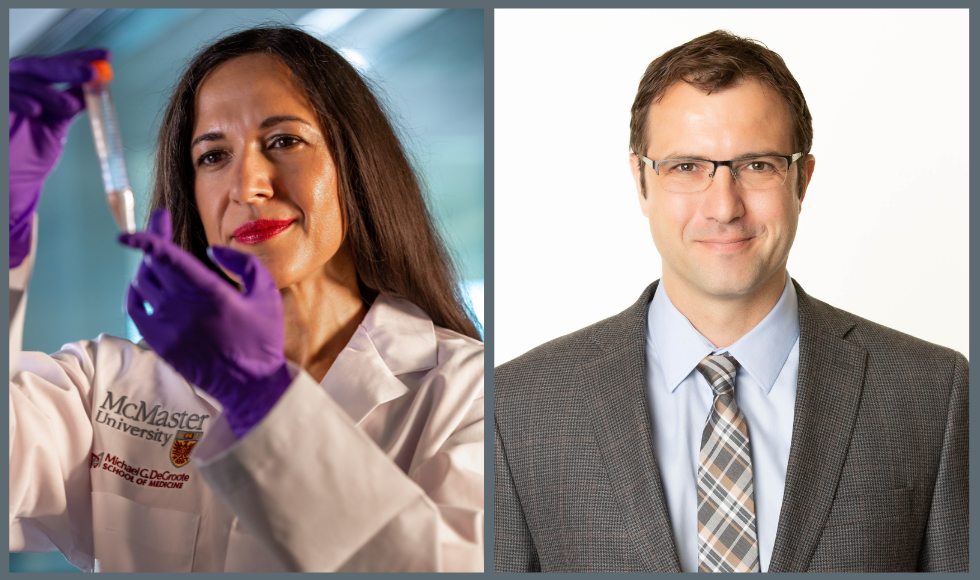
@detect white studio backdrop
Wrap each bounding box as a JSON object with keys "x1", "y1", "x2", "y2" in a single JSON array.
[{"x1": 494, "y1": 9, "x2": 968, "y2": 366}]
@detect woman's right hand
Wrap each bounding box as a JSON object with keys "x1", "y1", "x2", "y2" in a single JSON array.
[
  {"x1": 9, "y1": 48, "x2": 110, "y2": 268},
  {"x1": 119, "y1": 208, "x2": 292, "y2": 439}
]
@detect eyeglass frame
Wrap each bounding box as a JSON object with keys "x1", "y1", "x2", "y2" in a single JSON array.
[{"x1": 631, "y1": 150, "x2": 804, "y2": 190}]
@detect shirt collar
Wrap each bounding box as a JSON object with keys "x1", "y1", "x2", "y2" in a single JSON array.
[{"x1": 648, "y1": 272, "x2": 799, "y2": 395}]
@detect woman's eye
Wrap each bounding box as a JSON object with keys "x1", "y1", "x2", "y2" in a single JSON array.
[
  {"x1": 270, "y1": 135, "x2": 302, "y2": 149},
  {"x1": 196, "y1": 150, "x2": 227, "y2": 166}
]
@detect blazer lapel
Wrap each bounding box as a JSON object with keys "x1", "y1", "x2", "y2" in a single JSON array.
[
  {"x1": 576, "y1": 281, "x2": 682, "y2": 572},
  {"x1": 768, "y1": 281, "x2": 869, "y2": 572}
]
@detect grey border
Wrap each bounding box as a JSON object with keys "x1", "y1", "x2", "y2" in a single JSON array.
[
  {"x1": 3, "y1": 1, "x2": 978, "y2": 578},
  {"x1": 484, "y1": 6, "x2": 495, "y2": 575},
  {"x1": 3, "y1": 6, "x2": 11, "y2": 578}
]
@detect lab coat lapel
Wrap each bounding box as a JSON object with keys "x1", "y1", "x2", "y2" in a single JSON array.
[
  {"x1": 768, "y1": 281, "x2": 868, "y2": 572},
  {"x1": 577, "y1": 281, "x2": 682, "y2": 573},
  {"x1": 319, "y1": 295, "x2": 438, "y2": 425}
]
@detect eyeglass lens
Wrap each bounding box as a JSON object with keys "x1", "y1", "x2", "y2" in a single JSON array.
[{"x1": 659, "y1": 156, "x2": 791, "y2": 193}]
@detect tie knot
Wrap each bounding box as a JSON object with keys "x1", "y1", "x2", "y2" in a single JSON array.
[{"x1": 696, "y1": 353, "x2": 740, "y2": 397}]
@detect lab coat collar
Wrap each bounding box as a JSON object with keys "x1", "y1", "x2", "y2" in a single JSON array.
[
  {"x1": 360, "y1": 294, "x2": 439, "y2": 375},
  {"x1": 319, "y1": 294, "x2": 438, "y2": 424}
]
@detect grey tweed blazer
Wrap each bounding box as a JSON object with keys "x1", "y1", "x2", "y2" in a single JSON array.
[{"x1": 494, "y1": 280, "x2": 968, "y2": 572}]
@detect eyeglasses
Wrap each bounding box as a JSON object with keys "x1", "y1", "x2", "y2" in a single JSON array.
[{"x1": 633, "y1": 151, "x2": 803, "y2": 193}]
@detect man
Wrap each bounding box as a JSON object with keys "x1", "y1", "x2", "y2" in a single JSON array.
[{"x1": 494, "y1": 30, "x2": 968, "y2": 573}]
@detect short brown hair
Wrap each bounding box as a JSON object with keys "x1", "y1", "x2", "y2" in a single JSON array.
[
  {"x1": 152, "y1": 26, "x2": 481, "y2": 340},
  {"x1": 629, "y1": 30, "x2": 812, "y2": 197}
]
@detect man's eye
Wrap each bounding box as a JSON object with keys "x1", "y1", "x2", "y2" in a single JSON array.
[
  {"x1": 741, "y1": 160, "x2": 777, "y2": 173},
  {"x1": 668, "y1": 163, "x2": 699, "y2": 173}
]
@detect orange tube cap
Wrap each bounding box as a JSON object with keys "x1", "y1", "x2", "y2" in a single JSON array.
[{"x1": 90, "y1": 60, "x2": 113, "y2": 83}]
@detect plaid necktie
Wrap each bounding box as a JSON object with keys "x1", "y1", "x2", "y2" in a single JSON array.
[{"x1": 696, "y1": 353, "x2": 760, "y2": 573}]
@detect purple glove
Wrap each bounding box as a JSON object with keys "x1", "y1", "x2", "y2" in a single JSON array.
[
  {"x1": 119, "y1": 208, "x2": 292, "y2": 438},
  {"x1": 9, "y1": 48, "x2": 111, "y2": 267}
]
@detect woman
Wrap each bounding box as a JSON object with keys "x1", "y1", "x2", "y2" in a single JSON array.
[{"x1": 9, "y1": 27, "x2": 483, "y2": 572}]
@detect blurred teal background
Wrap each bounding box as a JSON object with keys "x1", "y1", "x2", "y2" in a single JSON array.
[{"x1": 9, "y1": 8, "x2": 483, "y2": 572}]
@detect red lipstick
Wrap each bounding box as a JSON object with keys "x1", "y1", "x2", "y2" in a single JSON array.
[{"x1": 232, "y1": 219, "x2": 294, "y2": 245}]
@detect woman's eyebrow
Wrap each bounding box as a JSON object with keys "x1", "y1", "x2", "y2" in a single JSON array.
[
  {"x1": 191, "y1": 117, "x2": 312, "y2": 148},
  {"x1": 260, "y1": 115, "x2": 311, "y2": 129},
  {"x1": 191, "y1": 131, "x2": 223, "y2": 149}
]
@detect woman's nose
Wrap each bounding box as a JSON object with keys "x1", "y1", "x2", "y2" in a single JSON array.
[{"x1": 229, "y1": 147, "x2": 275, "y2": 203}]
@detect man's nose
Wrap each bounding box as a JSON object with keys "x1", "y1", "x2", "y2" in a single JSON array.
[
  {"x1": 229, "y1": 147, "x2": 274, "y2": 203},
  {"x1": 702, "y1": 166, "x2": 745, "y2": 223}
]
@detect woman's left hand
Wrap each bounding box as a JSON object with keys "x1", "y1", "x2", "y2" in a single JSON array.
[{"x1": 119, "y1": 208, "x2": 292, "y2": 438}]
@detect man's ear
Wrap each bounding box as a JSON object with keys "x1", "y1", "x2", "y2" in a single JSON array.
[
  {"x1": 630, "y1": 153, "x2": 649, "y2": 218},
  {"x1": 799, "y1": 154, "x2": 816, "y2": 206}
]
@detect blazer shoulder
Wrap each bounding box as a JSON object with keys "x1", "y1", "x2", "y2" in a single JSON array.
[{"x1": 494, "y1": 282, "x2": 658, "y2": 400}]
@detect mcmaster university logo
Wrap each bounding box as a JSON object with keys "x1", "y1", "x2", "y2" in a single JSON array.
[{"x1": 170, "y1": 430, "x2": 202, "y2": 468}]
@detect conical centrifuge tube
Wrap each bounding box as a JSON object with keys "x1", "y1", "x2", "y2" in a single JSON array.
[{"x1": 83, "y1": 59, "x2": 137, "y2": 233}]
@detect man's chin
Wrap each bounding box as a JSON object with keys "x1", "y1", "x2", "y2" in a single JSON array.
[
  {"x1": 691, "y1": 266, "x2": 790, "y2": 302},
  {"x1": 684, "y1": 270, "x2": 771, "y2": 301},
  {"x1": 700, "y1": 282, "x2": 759, "y2": 300}
]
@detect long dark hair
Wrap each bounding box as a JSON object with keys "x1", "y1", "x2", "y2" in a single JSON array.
[{"x1": 152, "y1": 25, "x2": 481, "y2": 340}]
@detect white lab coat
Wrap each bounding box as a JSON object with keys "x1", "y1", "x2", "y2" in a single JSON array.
[{"x1": 8, "y1": 232, "x2": 484, "y2": 572}]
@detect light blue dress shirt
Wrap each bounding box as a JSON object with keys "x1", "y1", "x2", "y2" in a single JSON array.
[{"x1": 645, "y1": 273, "x2": 799, "y2": 573}]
